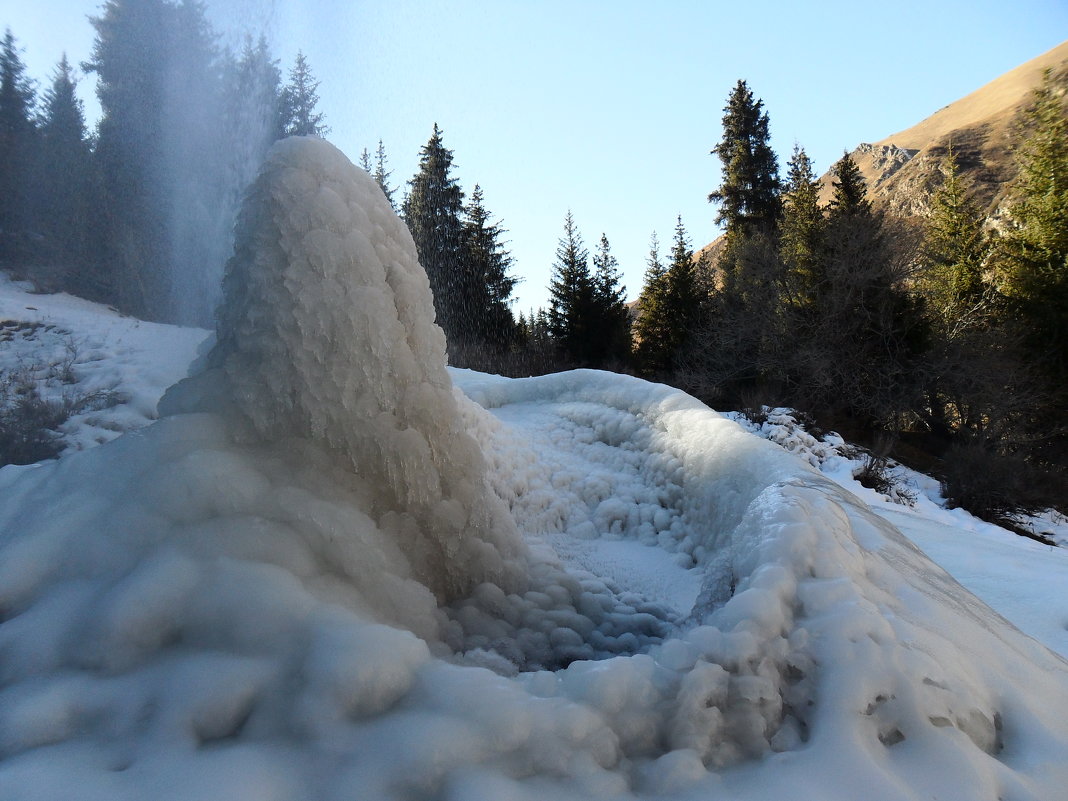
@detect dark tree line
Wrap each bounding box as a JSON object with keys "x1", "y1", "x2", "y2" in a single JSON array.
[
  {"x1": 628, "y1": 77, "x2": 1067, "y2": 524},
  {"x1": 0, "y1": 7, "x2": 327, "y2": 325}
]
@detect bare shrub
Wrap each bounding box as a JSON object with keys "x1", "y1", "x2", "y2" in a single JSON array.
[
  {"x1": 0, "y1": 347, "x2": 119, "y2": 467},
  {"x1": 852, "y1": 433, "x2": 917, "y2": 505},
  {"x1": 940, "y1": 440, "x2": 1065, "y2": 531}
]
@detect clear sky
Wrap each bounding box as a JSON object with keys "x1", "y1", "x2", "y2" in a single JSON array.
[{"x1": 5, "y1": 1, "x2": 1068, "y2": 315}]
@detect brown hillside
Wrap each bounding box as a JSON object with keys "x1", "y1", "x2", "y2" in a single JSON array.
[
  {"x1": 818, "y1": 40, "x2": 1068, "y2": 220},
  {"x1": 696, "y1": 41, "x2": 1068, "y2": 263}
]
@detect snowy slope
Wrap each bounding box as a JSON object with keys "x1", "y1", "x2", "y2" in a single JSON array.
[
  {"x1": 0, "y1": 138, "x2": 1065, "y2": 801},
  {"x1": 0, "y1": 272, "x2": 209, "y2": 455}
]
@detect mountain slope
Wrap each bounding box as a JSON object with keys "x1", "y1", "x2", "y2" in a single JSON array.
[{"x1": 819, "y1": 40, "x2": 1068, "y2": 219}]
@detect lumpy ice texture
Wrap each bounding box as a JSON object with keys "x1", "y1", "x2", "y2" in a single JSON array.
[{"x1": 188, "y1": 136, "x2": 526, "y2": 604}]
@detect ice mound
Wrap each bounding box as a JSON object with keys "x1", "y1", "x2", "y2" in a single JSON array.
[
  {"x1": 0, "y1": 138, "x2": 1066, "y2": 800},
  {"x1": 167, "y1": 136, "x2": 525, "y2": 604}
]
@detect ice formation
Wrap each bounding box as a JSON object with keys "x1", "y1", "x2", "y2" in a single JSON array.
[
  {"x1": 0, "y1": 137, "x2": 1066, "y2": 801},
  {"x1": 167, "y1": 136, "x2": 526, "y2": 605}
]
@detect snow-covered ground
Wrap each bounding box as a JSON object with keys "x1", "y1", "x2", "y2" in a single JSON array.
[
  {"x1": 0, "y1": 272, "x2": 208, "y2": 454},
  {"x1": 725, "y1": 408, "x2": 1068, "y2": 660},
  {"x1": 1, "y1": 138, "x2": 1065, "y2": 801}
]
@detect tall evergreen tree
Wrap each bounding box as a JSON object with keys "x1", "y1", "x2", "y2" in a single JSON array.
[
  {"x1": 709, "y1": 79, "x2": 781, "y2": 238},
  {"x1": 915, "y1": 148, "x2": 1012, "y2": 442},
  {"x1": 811, "y1": 152, "x2": 925, "y2": 427},
  {"x1": 224, "y1": 35, "x2": 282, "y2": 162},
  {"x1": 995, "y1": 69, "x2": 1068, "y2": 384},
  {"x1": 547, "y1": 211, "x2": 594, "y2": 364},
  {"x1": 87, "y1": 0, "x2": 232, "y2": 322},
  {"x1": 373, "y1": 139, "x2": 396, "y2": 209},
  {"x1": 921, "y1": 148, "x2": 991, "y2": 322},
  {"x1": 634, "y1": 231, "x2": 673, "y2": 373},
  {"x1": 698, "y1": 81, "x2": 785, "y2": 398},
  {"x1": 779, "y1": 145, "x2": 825, "y2": 304},
  {"x1": 403, "y1": 124, "x2": 466, "y2": 346},
  {"x1": 827, "y1": 150, "x2": 869, "y2": 216},
  {"x1": 36, "y1": 54, "x2": 98, "y2": 293},
  {"x1": 280, "y1": 51, "x2": 328, "y2": 137},
  {"x1": 591, "y1": 233, "x2": 631, "y2": 365},
  {"x1": 667, "y1": 218, "x2": 703, "y2": 368},
  {"x1": 460, "y1": 183, "x2": 518, "y2": 357},
  {"x1": 0, "y1": 28, "x2": 37, "y2": 265},
  {"x1": 86, "y1": 0, "x2": 170, "y2": 315}
]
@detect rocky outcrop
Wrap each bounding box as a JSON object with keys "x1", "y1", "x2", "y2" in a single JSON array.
[{"x1": 823, "y1": 41, "x2": 1068, "y2": 226}]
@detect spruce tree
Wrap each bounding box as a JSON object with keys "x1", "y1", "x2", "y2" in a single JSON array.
[
  {"x1": 921, "y1": 148, "x2": 990, "y2": 321},
  {"x1": 36, "y1": 55, "x2": 98, "y2": 294},
  {"x1": 698, "y1": 81, "x2": 787, "y2": 401},
  {"x1": 548, "y1": 211, "x2": 594, "y2": 365},
  {"x1": 701, "y1": 80, "x2": 784, "y2": 397},
  {"x1": 916, "y1": 148, "x2": 1010, "y2": 442},
  {"x1": 461, "y1": 183, "x2": 518, "y2": 356},
  {"x1": 656, "y1": 216, "x2": 702, "y2": 373},
  {"x1": 86, "y1": 0, "x2": 171, "y2": 315},
  {"x1": 634, "y1": 231, "x2": 673, "y2": 373},
  {"x1": 591, "y1": 233, "x2": 631, "y2": 365},
  {"x1": 280, "y1": 51, "x2": 329, "y2": 137},
  {"x1": 779, "y1": 145, "x2": 825, "y2": 304},
  {"x1": 224, "y1": 35, "x2": 282, "y2": 161},
  {"x1": 403, "y1": 124, "x2": 466, "y2": 347},
  {"x1": 373, "y1": 139, "x2": 396, "y2": 209},
  {"x1": 0, "y1": 28, "x2": 37, "y2": 265},
  {"x1": 814, "y1": 152, "x2": 925, "y2": 428},
  {"x1": 709, "y1": 79, "x2": 781, "y2": 237},
  {"x1": 87, "y1": 0, "x2": 232, "y2": 322},
  {"x1": 995, "y1": 69, "x2": 1068, "y2": 384},
  {"x1": 828, "y1": 150, "x2": 870, "y2": 217}
]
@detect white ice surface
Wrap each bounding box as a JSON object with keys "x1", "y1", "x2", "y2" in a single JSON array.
[{"x1": 1, "y1": 138, "x2": 1066, "y2": 801}]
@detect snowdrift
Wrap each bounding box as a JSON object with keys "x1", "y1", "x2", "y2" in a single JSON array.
[{"x1": 0, "y1": 137, "x2": 1065, "y2": 801}]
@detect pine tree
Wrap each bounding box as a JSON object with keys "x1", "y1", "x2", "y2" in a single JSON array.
[
  {"x1": 779, "y1": 145, "x2": 825, "y2": 304},
  {"x1": 634, "y1": 231, "x2": 672, "y2": 373},
  {"x1": 373, "y1": 139, "x2": 396, "y2": 209},
  {"x1": 461, "y1": 183, "x2": 517, "y2": 356},
  {"x1": 921, "y1": 148, "x2": 990, "y2": 323},
  {"x1": 547, "y1": 211, "x2": 594, "y2": 365},
  {"x1": 36, "y1": 54, "x2": 99, "y2": 294},
  {"x1": 224, "y1": 35, "x2": 282, "y2": 159},
  {"x1": 280, "y1": 51, "x2": 328, "y2": 137},
  {"x1": 403, "y1": 124, "x2": 466, "y2": 346},
  {"x1": 0, "y1": 28, "x2": 37, "y2": 265},
  {"x1": 672, "y1": 220, "x2": 704, "y2": 357},
  {"x1": 995, "y1": 69, "x2": 1068, "y2": 384},
  {"x1": 87, "y1": 0, "x2": 232, "y2": 322},
  {"x1": 811, "y1": 151, "x2": 926, "y2": 427},
  {"x1": 591, "y1": 233, "x2": 631, "y2": 365},
  {"x1": 702, "y1": 80, "x2": 784, "y2": 395},
  {"x1": 86, "y1": 0, "x2": 171, "y2": 315},
  {"x1": 709, "y1": 79, "x2": 781, "y2": 237},
  {"x1": 358, "y1": 147, "x2": 372, "y2": 172},
  {"x1": 828, "y1": 150, "x2": 870, "y2": 217}
]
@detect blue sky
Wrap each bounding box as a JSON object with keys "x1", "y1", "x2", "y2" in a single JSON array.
[{"x1": 6, "y1": 1, "x2": 1068, "y2": 314}]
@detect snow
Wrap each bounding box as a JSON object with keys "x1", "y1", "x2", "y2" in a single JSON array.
[
  {"x1": 0, "y1": 272, "x2": 209, "y2": 454},
  {"x1": 0, "y1": 136, "x2": 1066, "y2": 801}
]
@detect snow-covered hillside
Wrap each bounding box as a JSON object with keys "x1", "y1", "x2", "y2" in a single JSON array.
[
  {"x1": 0, "y1": 272, "x2": 208, "y2": 456},
  {"x1": 0, "y1": 138, "x2": 1065, "y2": 801}
]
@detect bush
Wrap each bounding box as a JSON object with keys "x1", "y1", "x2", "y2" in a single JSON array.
[
  {"x1": 0, "y1": 346, "x2": 118, "y2": 467},
  {"x1": 939, "y1": 440, "x2": 1065, "y2": 530},
  {"x1": 0, "y1": 368, "x2": 68, "y2": 464}
]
